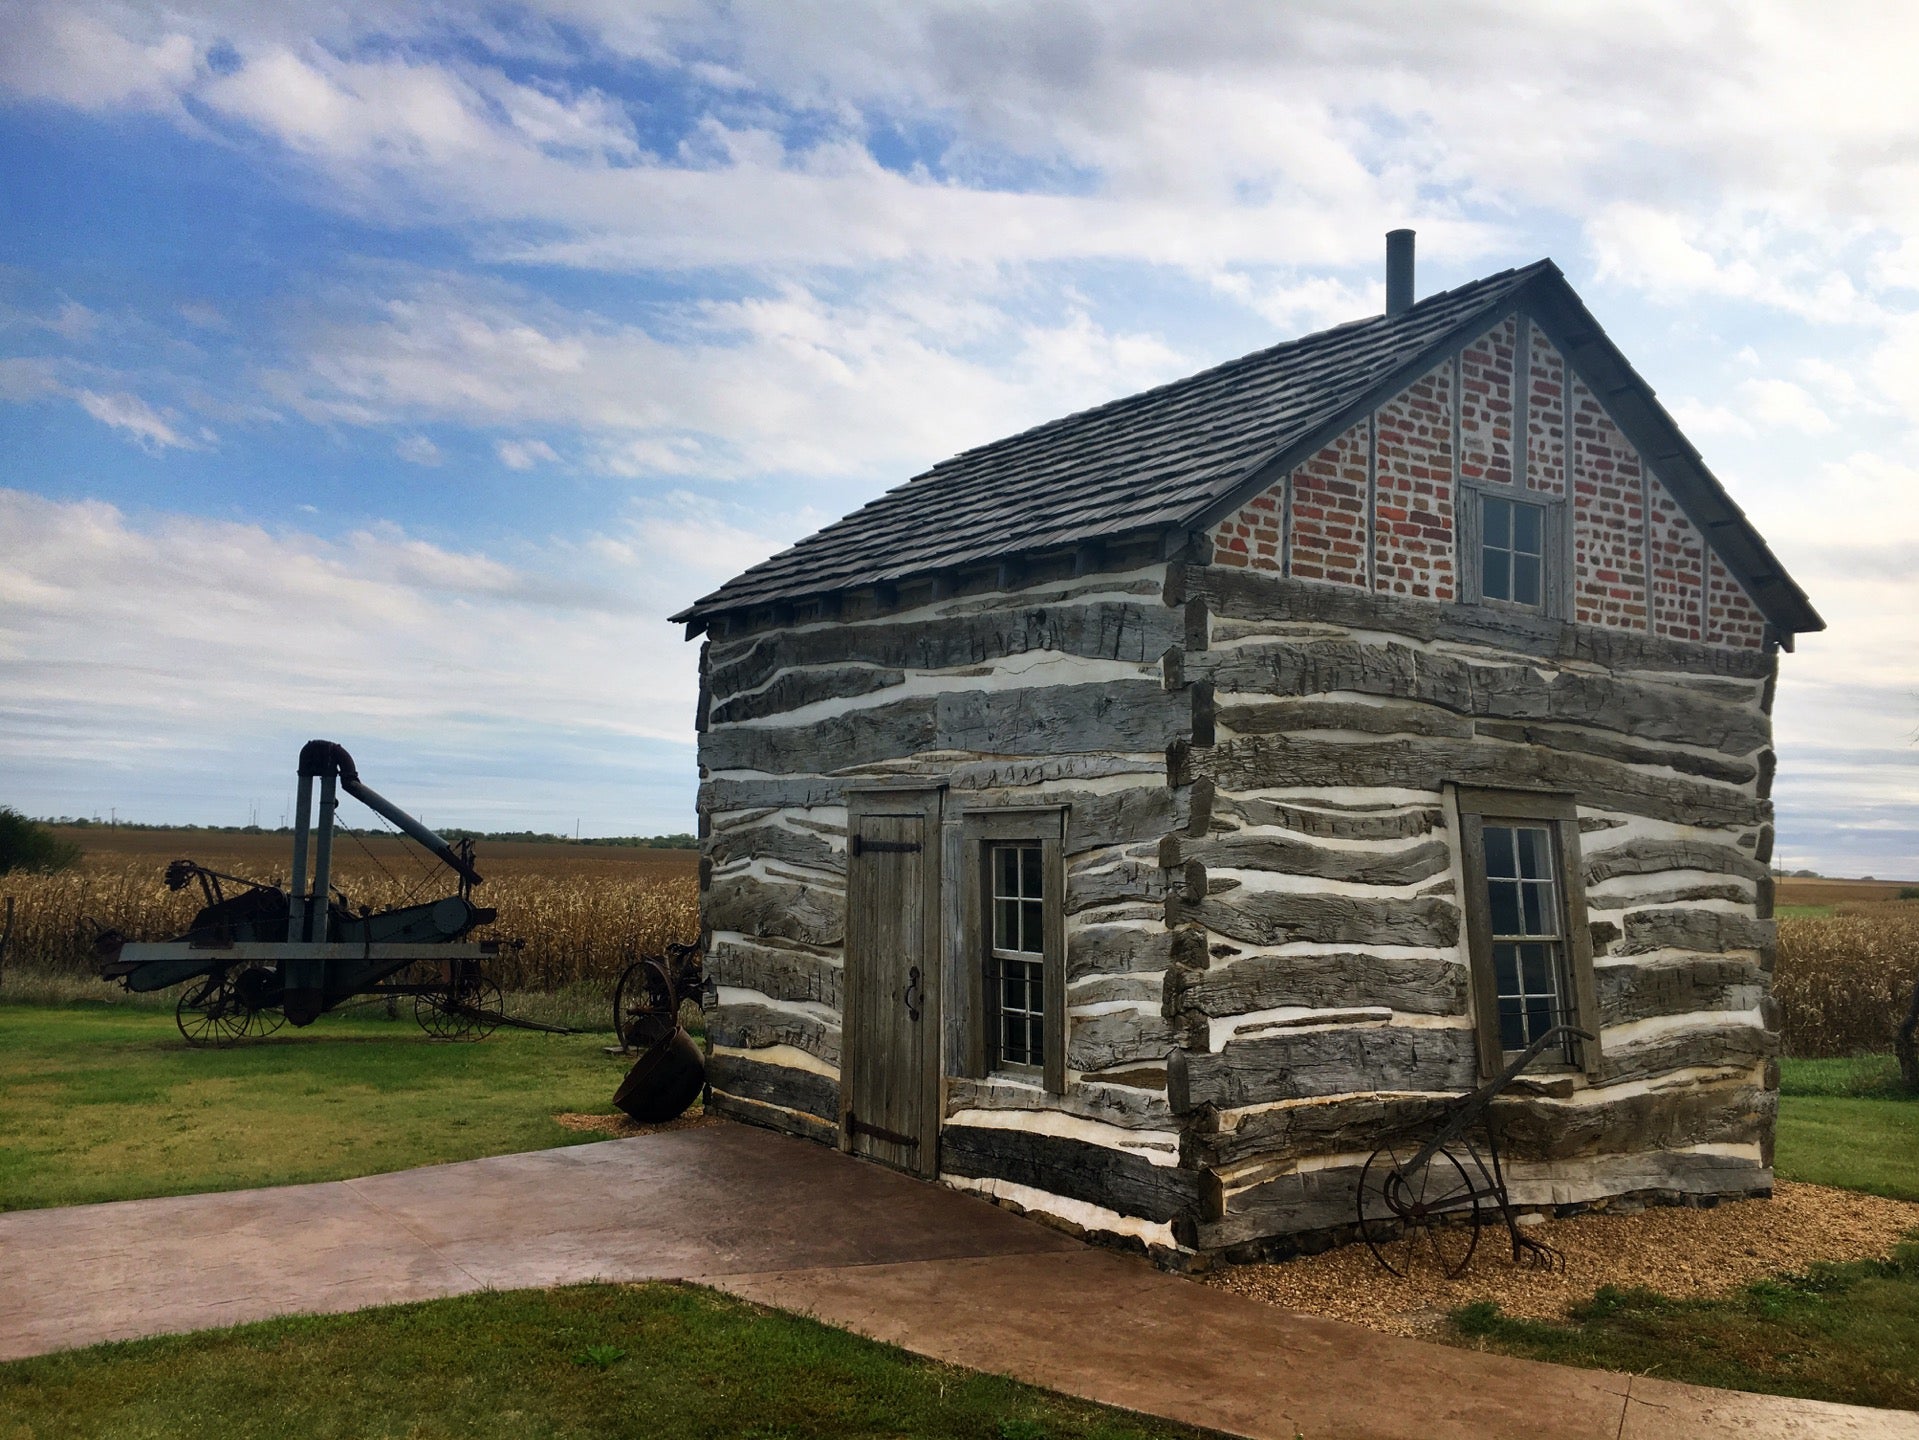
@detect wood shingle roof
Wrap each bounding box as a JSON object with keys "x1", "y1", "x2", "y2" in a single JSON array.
[{"x1": 675, "y1": 261, "x2": 1820, "y2": 640}]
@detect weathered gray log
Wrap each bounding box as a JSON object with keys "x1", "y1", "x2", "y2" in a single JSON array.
[
  {"x1": 1473, "y1": 720, "x2": 1757, "y2": 786},
  {"x1": 1584, "y1": 838, "x2": 1771, "y2": 886},
  {"x1": 1184, "y1": 890, "x2": 1460, "y2": 951},
  {"x1": 1170, "y1": 950, "x2": 1468, "y2": 1021},
  {"x1": 1188, "y1": 1093, "x2": 1455, "y2": 1169},
  {"x1": 1487, "y1": 1081, "x2": 1772, "y2": 1162},
  {"x1": 709, "y1": 600, "x2": 1182, "y2": 696},
  {"x1": 1179, "y1": 733, "x2": 1761, "y2": 828},
  {"x1": 1068, "y1": 923, "x2": 1174, "y2": 980},
  {"x1": 1586, "y1": 882, "x2": 1752, "y2": 911},
  {"x1": 1213, "y1": 795, "x2": 1442, "y2": 842},
  {"x1": 945, "y1": 1075, "x2": 1174, "y2": 1131},
  {"x1": 703, "y1": 681, "x2": 1186, "y2": 774},
  {"x1": 705, "y1": 872, "x2": 844, "y2": 948},
  {"x1": 939, "y1": 753, "x2": 1168, "y2": 790},
  {"x1": 1195, "y1": 1079, "x2": 1771, "y2": 1170},
  {"x1": 700, "y1": 776, "x2": 847, "y2": 813},
  {"x1": 1218, "y1": 696, "x2": 1474, "y2": 740},
  {"x1": 1068, "y1": 1007, "x2": 1176, "y2": 1070},
  {"x1": 706, "y1": 1050, "x2": 840, "y2": 1125},
  {"x1": 705, "y1": 1087, "x2": 838, "y2": 1146},
  {"x1": 1177, "y1": 833, "x2": 1452, "y2": 887},
  {"x1": 1070, "y1": 973, "x2": 1164, "y2": 1006},
  {"x1": 1195, "y1": 638, "x2": 1767, "y2": 758},
  {"x1": 1058, "y1": 784, "x2": 1181, "y2": 856},
  {"x1": 1596, "y1": 1021, "x2": 1776, "y2": 1085},
  {"x1": 1615, "y1": 908, "x2": 1773, "y2": 957},
  {"x1": 709, "y1": 665, "x2": 905, "y2": 725},
  {"x1": 1065, "y1": 853, "x2": 1172, "y2": 914},
  {"x1": 938, "y1": 1123, "x2": 1199, "y2": 1224},
  {"x1": 1195, "y1": 1165, "x2": 1367, "y2": 1247},
  {"x1": 1502, "y1": 1148, "x2": 1771, "y2": 1203},
  {"x1": 707, "y1": 937, "x2": 844, "y2": 1010},
  {"x1": 1170, "y1": 1025, "x2": 1478, "y2": 1112},
  {"x1": 1178, "y1": 564, "x2": 1777, "y2": 680},
  {"x1": 707, "y1": 821, "x2": 846, "y2": 876},
  {"x1": 707, "y1": 1002, "x2": 842, "y2": 1067}
]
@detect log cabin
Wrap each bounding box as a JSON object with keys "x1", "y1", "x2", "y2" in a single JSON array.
[{"x1": 671, "y1": 232, "x2": 1822, "y2": 1262}]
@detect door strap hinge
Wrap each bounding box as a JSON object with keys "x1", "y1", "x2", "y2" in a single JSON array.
[
  {"x1": 851, "y1": 836, "x2": 922, "y2": 857},
  {"x1": 846, "y1": 1113, "x2": 919, "y2": 1149}
]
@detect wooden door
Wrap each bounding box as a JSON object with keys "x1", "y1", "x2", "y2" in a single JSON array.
[{"x1": 843, "y1": 795, "x2": 940, "y2": 1175}]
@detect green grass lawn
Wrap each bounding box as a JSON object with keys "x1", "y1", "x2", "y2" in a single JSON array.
[
  {"x1": 0, "y1": 1002, "x2": 638, "y2": 1211},
  {"x1": 1448, "y1": 1054, "x2": 1919, "y2": 1409},
  {"x1": 1773, "y1": 1054, "x2": 1919, "y2": 1204},
  {"x1": 0, "y1": 1284, "x2": 1210, "y2": 1440},
  {"x1": 1450, "y1": 1242, "x2": 1919, "y2": 1413}
]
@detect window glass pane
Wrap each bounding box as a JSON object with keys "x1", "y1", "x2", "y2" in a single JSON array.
[
  {"x1": 1483, "y1": 825, "x2": 1517, "y2": 878},
  {"x1": 1493, "y1": 942, "x2": 1519, "y2": 994},
  {"x1": 1497, "y1": 997, "x2": 1526, "y2": 1052},
  {"x1": 994, "y1": 845, "x2": 1017, "y2": 898},
  {"x1": 994, "y1": 898, "x2": 1018, "y2": 951},
  {"x1": 1488, "y1": 879, "x2": 1521, "y2": 936},
  {"x1": 1513, "y1": 500, "x2": 1542, "y2": 555},
  {"x1": 1516, "y1": 826, "x2": 1551, "y2": 879},
  {"x1": 1525, "y1": 995, "x2": 1556, "y2": 1042},
  {"x1": 1021, "y1": 845, "x2": 1043, "y2": 897},
  {"x1": 1481, "y1": 543, "x2": 1510, "y2": 601},
  {"x1": 1512, "y1": 551, "x2": 1541, "y2": 606},
  {"x1": 1021, "y1": 900, "x2": 1044, "y2": 953},
  {"x1": 1521, "y1": 942, "x2": 1555, "y2": 995},
  {"x1": 1521, "y1": 881, "x2": 1550, "y2": 935},
  {"x1": 1484, "y1": 495, "x2": 1511, "y2": 548}
]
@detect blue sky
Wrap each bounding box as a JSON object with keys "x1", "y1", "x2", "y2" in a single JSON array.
[{"x1": 2, "y1": 2, "x2": 1916, "y2": 873}]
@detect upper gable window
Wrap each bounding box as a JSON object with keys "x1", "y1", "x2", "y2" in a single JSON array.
[{"x1": 1481, "y1": 495, "x2": 1545, "y2": 608}]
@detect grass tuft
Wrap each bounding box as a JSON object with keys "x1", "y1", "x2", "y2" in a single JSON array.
[
  {"x1": 0, "y1": 1284, "x2": 1211, "y2": 1440},
  {"x1": 1447, "y1": 1242, "x2": 1919, "y2": 1411}
]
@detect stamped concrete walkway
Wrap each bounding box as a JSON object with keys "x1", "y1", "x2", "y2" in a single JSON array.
[{"x1": 2, "y1": 1124, "x2": 1912, "y2": 1440}]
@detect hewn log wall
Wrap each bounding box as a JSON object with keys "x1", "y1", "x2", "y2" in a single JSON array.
[
  {"x1": 696, "y1": 564, "x2": 1198, "y2": 1247},
  {"x1": 1163, "y1": 562, "x2": 1778, "y2": 1251}
]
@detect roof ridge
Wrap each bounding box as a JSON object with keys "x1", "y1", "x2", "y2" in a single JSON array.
[{"x1": 912, "y1": 258, "x2": 1555, "y2": 481}]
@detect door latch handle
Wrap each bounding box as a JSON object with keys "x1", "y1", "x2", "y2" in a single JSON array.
[{"x1": 904, "y1": 965, "x2": 922, "y2": 1023}]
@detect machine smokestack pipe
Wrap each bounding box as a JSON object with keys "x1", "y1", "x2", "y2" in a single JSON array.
[
  {"x1": 1386, "y1": 228, "x2": 1415, "y2": 317},
  {"x1": 339, "y1": 777, "x2": 483, "y2": 887}
]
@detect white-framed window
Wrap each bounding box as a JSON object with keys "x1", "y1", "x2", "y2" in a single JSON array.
[
  {"x1": 962, "y1": 807, "x2": 1066, "y2": 1093},
  {"x1": 989, "y1": 842, "x2": 1047, "y2": 1072},
  {"x1": 1480, "y1": 494, "x2": 1546, "y2": 608},
  {"x1": 1459, "y1": 484, "x2": 1567, "y2": 618},
  {"x1": 1456, "y1": 788, "x2": 1600, "y2": 1076}
]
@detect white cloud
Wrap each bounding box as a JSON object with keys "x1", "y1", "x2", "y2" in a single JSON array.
[
  {"x1": 73, "y1": 389, "x2": 203, "y2": 451},
  {"x1": 394, "y1": 433, "x2": 442, "y2": 465},
  {"x1": 496, "y1": 437, "x2": 559, "y2": 470},
  {"x1": 0, "y1": 488, "x2": 797, "y2": 826},
  {"x1": 270, "y1": 270, "x2": 1191, "y2": 483},
  {"x1": 0, "y1": 9, "x2": 196, "y2": 112},
  {"x1": 1735, "y1": 378, "x2": 1833, "y2": 435}
]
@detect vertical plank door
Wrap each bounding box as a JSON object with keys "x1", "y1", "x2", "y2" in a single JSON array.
[{"x1": 843, "y1": 808, "x2": 936, "y2": 1173}]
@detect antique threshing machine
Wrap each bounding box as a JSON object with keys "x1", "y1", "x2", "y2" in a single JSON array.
[{"x1": 98, "y1": 740, "x2": 519, "y2": 1044}]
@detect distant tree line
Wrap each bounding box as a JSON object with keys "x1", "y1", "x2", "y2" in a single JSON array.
[
  {"x1": 30, "y1": 816, "x2": 698, "y2": 849},
  {"x1": 1, "y1": 808, "x2": 80, "y2": 876}
]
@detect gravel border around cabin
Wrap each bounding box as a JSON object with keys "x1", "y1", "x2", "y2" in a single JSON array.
[{"x1": 1201, "y1": 1181, "x2": 1919, "y2": 1336}]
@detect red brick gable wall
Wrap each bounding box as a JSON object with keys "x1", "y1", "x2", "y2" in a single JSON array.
[
  {"x1": 1209, "y1": 314, "x2": 1770, "y2": 650},
  {"x1": 1373, "y1": 360, "x2": 1455, "y2": 601}
]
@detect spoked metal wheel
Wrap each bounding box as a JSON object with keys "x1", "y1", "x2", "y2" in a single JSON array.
[
  {"x1": 232, "y1": 966, "x2": 286, "y2": 1038},
  {"x1": 176, "y1": 972, "x2": 249, "y2": 1046},
  {"x1": 1357, "y1": 1140, "x2": 1486, "y2": 1279},
  {"x1": 612, "y1": 958, "x2": 677, "y2": 1053},
  {"x1": 416, "y1": 975, "x2": 504, "y2": 1040}
]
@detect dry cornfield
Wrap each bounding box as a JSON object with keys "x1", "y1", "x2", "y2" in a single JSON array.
[
  {"x1": 1, "y1": 828, "x2": 699, "y2": 993},
  {"x1": 1774, "y1": 907, "x2": 1919, "y2": 1058}
]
